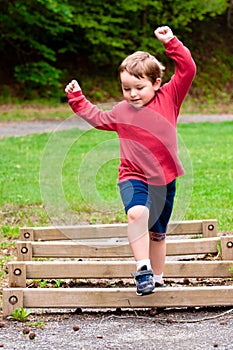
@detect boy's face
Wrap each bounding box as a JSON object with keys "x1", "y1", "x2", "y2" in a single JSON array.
[{"x1": 120, "y1": 71, "x2": 161, "y2": 109}]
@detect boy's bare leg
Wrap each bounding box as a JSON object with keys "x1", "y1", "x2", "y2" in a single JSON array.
[
  {"x1": 127, "y1": 205, "x2": 150, "y2": 262},
  {"x1": 149, "y1": 237, "x2": 166, "y2": 276}
]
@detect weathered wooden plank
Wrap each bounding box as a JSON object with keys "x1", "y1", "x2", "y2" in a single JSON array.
[
  {"x1": 20, "y1": 224, "x2": 128, "y2": 241},
  {"x1": 8, "y1": 260, "x2": 233, "y2": 281},
  {"x1": 20, "y1": 228, "x2": 34, "y2": 241},
  {"x1": 8, "y1": 260, "x2": 232, "y2": 287},
  {"x1": 2, "y1": 289, "x2": 23, "y2": 317},
  {"x1": 221, "y1": 236, "x2": 233, "y2": 260},
  {"x1": 3, "y1": 286, "x2": 233, "y2": 317},
  {"x1": 16, "y1": 237, "x2": 220, "y2": 260},
  {"x1": 164, "y1": 260, "x2": 233, "y2": 278},
  {"x1": 168, "y1": 219, "x2": 217, "y2": 237},
  {"x1": 202, "y1": 220, "x2": 218, "y2": 238},
  {"x1": 35, "y1": 224, "x2": 128, "y2": 240},
  {"x1": 19, "y1": 220, "x2": 218, "y2": 241},
  {"x1": 8, "y1": 262, "x2": 27, "y2": 288},
  {"x1": 166, "y1": 237, "x2": 219, "y2": 255},
  {"x1": 17, "y1": 242, "x2": 32, "y2": 261},
  {"x1": 31, "y1": 241, "x2": 132, "y2": 258}
]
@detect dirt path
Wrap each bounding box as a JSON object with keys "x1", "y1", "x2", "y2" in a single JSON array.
[{"x1": 0, "y1": 114, "x2": 233, "y2": 138}]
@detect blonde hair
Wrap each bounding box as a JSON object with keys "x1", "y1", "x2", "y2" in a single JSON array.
[{"x1": 119, "y1": 51, "x2": 165, "y2": 83}]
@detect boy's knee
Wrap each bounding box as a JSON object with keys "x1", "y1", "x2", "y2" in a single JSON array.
[
  {"x1": 127, "y1": 205, "x2": 148, "y2": 223},
  {"x1": 150, "y1": 231, "x2": 166, "y2": 242}
]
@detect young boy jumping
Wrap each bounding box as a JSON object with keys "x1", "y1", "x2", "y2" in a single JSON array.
[{"x1": 65, "y1": 26, "x2": 196, "y2": 296}]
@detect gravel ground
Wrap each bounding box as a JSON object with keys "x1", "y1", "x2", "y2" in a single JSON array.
[
  {"x1": 0, "y1": 115, "x2": 233, "y2": 349},
  {"x1": 0, "y1": 307, "x2": 233, "y2": 350}
]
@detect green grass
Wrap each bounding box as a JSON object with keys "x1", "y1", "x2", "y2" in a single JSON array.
[
  {"x1": 0, "y1": 122, "x2": 232, "y2": 235},
  {"x1": 0, "y1": 104, "x2": 71, "y2": 121},
  {"x1": 0, "y1": 98, "x2": 233, "y2": 122},
  {"x1": 177, "y1": 122, "x2": 232, "y2": 231}
]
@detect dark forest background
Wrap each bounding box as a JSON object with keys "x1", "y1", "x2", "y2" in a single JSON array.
[{"x1": 0, "y1": 0, "x2": 232, "y2": 103}]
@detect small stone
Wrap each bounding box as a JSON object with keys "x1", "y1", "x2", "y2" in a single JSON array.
[
  {"x1": 74, "y1": 308, "x2": 82, "y2": 314},
  {"x1": 115, "y1": 308, "x2": 122, "y2": 315},
  {"x1": 183, "y1": 278, "x2": 190, "y2": 285},
  {"x1": 0, "y1": 322, "x2": 5, "y2": 328},
  {"x1": 149, "y1": 307, "x2": 157, "y2": 316},
  {"x1": 0, "y1": 343, "x2": 4, "y2": 347},
  {"x1": 166, "y1": 317, "x2": 174, "y2": 323},
  {"x1": 219, "y1": 320, "x2": 227, "y2": 325},
  {"x1": 22, "y1": 327, "x2": 30, "y2": 335},
  {"x1": 73, "y1": 325, "x2": 80, "y2": 331},
  {"x1": 29, "y1": 332, "x2": 36, "y2": 340},
  {"x1": 96, "y1": 335, "x2": 103, "y2": 339},
  {"x1": 213, "y1": 343, "x2": 218, "y2": 348}
]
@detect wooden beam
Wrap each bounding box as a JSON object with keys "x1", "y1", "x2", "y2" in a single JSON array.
[
  {"x1": 19, "y1": 220, "x2": 218, "y2": 241},
  {"x1": 3, "y1": 286, "x2": 233, "y2": 316},
  {"x1": 202, "y1": 219, "x2": 218, "y2": 238},
  {"x1": 2, "y1": 289, "x2": 23, "y2": 318},
  {"x1": 8, "y1": 260, "x2": 233, "y2": 287},
  {"x1": 17, "y1": 242, "x2": 32, "y2": 261},
  {"x1": 8, "y1": 262, "x2": 26, "y2": 288},
  {"x1": 164, "y1": 260, "x2": 233, "y2": 278},
  {"x1": 16, "y1": 237, "x2": 219, "y2": 260},
  {"x1": 20, "y1": 228, "x2": 34, "y2": 241},
  {"x1": 221, "y1": 236, "x2": 233, "y2": 260},
  {"x1": 166, "y1": 237, "x2": 219, "y2": 255},
  {"x1": 20, "y1": 224, "x2": 128, "y2": 241}
]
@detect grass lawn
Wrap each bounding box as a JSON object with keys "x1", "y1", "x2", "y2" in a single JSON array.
[
  {"x1": 177, "y1": 122, "x2": 232, "y2": 232},
  {"x1": 0, "y1": 121, "x2": 232, "y2": 236},
  {"x1": 0, "y1": 98, "x2": 233, "y2": 122}
]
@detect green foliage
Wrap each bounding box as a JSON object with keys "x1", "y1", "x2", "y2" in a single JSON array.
[
  {"x1": 1, "y1": 86, "x2": 12, "y2": 103},
  {"x1": 0, "y1": 0, "x2": 73, "y2": 59},
  {"x1": 14, "y1": 62, "x2": 62, "y2": 98},
  {"x1": 53, "y1": 279, "x2": 65, "y2": 287},
  {"x1": 25, "y1": 321, "x2": 45, "y2": 328},
  {"x1": 0, "y1": 0, "x2": 73, "y2": 96},
  {"x1": 8, "y1": 307, "x2": 31, "y2": 321},
  {"x1": 0, "y1": 225, "x2": 19, "y2": 239},
  {"x1": 0, "y1": 0, "x2": 230, "y2": 97},
  {"x1": 69, "y1": 0, "x2": 229, "y2": 64},
  {"x1": 217, "y1": 240, "x2": 222, "y2": 256},
  {"x1": 186, "y1": 17, "x2": 233, "y2": 100},
  {"x1": 0, "y1": 254, "x2": 11, "y2": 279},
  {"x1": 30, "y1": 279, "x2": 65, "y2": 288},
  {"x1": 38, "y1": 280, "x2": 48, "y2": 288},
  {"x1": 158, "y1": 0, "x2": 228, "y2": 28}
]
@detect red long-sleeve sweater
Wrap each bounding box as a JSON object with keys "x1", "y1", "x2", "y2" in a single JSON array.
[{"x1": 67, "y1": 37, "x2": 196, "y2": 186}]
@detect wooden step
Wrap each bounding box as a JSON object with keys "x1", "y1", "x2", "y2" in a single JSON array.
[
  {"x1": 8, "y1": 260, "x2": 233, "y2": 287},
  {"x1": 3, "y1": 286, "x2": 233, "y2": 317},
  {"x1": 16, "y1": 236, "x2": 232, "y2": 261},
  {"x1": 20, "y1": 219, "x2": 218, "y2": 241}
]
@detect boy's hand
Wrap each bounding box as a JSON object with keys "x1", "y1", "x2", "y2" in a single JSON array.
[
  {"x1": 154, "y1": 26, "x2": 174, "y2": 44},
  {"x1": 65, "y1": 80, "x2": 81, "y2": 94}
]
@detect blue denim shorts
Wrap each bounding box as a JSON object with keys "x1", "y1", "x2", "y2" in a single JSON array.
[{"x1": 118, "y1": 179, "x2": 176, "y2": 236}]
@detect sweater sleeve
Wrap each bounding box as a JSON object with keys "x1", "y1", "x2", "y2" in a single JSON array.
[
  {"x1": 163, "y1": 36, "x2": 196, "y2": 112},
  {"x1": 67, "y1": 90, "x2": 118, "y2": 132}
]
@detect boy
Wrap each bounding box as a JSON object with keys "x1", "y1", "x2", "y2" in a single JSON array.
[{"x1": 65, "y1": 26, "x2": 196, "y2": 296}]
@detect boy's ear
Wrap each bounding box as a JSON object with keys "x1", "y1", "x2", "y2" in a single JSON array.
[{"x1": 153, "y1": 78, "x2": 162, "y2": 91}]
